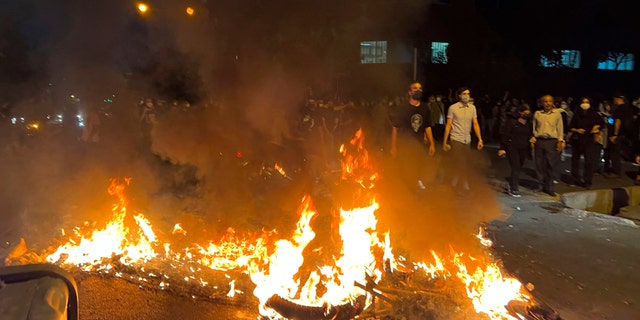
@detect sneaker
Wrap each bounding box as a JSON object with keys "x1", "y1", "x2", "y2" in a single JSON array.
[{"x1": 509, "y1": 190, "x2": 521, "y2": 197}]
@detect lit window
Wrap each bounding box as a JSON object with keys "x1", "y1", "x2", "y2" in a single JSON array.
[
  {"x1": 360, "y1": 41, "x2": 387, "y2": 64},
  {"x1": 597, "y1": 52, "x2": 634, "y2": 71},
  {"x1": 431, "y1": 41, "x2": 449, "y2": 64},
  {"x1": 539, "y1": 50, "x2": 581, "y2": 68}
]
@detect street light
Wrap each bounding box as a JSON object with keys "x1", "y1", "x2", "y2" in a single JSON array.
[
  {"x1": 136, "y1": 2, "x2": 149, "y2": 15},
  {"x1": 185, "y1": 6, "x2": 195, "y2": 16}
]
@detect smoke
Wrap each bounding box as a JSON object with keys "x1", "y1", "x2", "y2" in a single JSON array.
[
  {"x1": 0, "y1": 0, "x2": 502, "y2": 268},
  {"x1": 373, "y1": 136, "x2": 501, "y2": 260}
]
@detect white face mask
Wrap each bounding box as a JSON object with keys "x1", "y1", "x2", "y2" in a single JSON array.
[
  {"x1": 580, "y1": 103, "x2": 590, "y2": 110},
  {"x1": 436, "y1": 97, "x2": 442, "y2": 102},
  {"x1": 460, "y1": 94, "x2": 470, "y2": 103}
]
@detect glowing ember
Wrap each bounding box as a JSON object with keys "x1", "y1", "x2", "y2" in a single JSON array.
[
  {"x1": 274, "y1": 163, "x2": 287, "y2": 177},
  {"x1": 171, "y1": 223, "x2": 187, "y2": 236}
]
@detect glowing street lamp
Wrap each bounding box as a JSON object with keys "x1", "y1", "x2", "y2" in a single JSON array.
[
  {"x1": 185, "y1": 6, "x2": 195, "y2": 16},
  {"x1": 136, "y1": 2, "x2": 149, "y2": 15}
]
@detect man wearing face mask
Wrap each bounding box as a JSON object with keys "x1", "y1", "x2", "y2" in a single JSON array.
[
  {"x1": 442, "y1": 87, "x2": 484, "y2": 193},
  {"x1": 567, "y1": 97, "x2": 604, "y2": 189},
  {"x1": 389, "y1": 81, "x2": 436, "y2": 191},
  {"x1": 498, "y1": 104, "x2": 534, "y2": 197}
]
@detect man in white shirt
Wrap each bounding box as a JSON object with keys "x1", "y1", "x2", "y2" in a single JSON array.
[{"x1": 442, "y1": 87, "x2": 484, "y2": 193}]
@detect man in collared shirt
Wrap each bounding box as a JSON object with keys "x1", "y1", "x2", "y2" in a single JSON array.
[
  {"x1": 442, "y1": 87, "x2": 484, "y2": 193},
  {"x1": 530, "y1": 94, "x2": 566, "y2": 196}
]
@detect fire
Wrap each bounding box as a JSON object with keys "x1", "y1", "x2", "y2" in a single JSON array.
[
  {"x1": 30, "y1": 129, "x2": 538, "y2": 319},
  {"x1": 274, "y1": 162, "x2": 287, "y2": 178},
  {"x1": 454, "y1": 257, "x2": 530, "y2": 319},
  {"x1": 46, "y1": 178, "x2": 158, "y2": 271},
  {"x1": 340, "y1": 128, "x2": 377, "y2": 189}
]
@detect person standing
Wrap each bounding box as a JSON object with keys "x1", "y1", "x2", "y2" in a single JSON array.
[
  {"x1": 567, "y1": 97, "x2": 604, "y2": 189},
  {"x1": 427, "y1": 94, "x2": 446, "y2": 142},
  {"x1": 389, "y1": 82, "x2": 436, "y2": 191},
  {"x1": 442, "y1": 87, "x2": 484, "y2": 193},
  {"x1": 498, "y1": 104, "x2": 533, "y2": 197},
  {"x1": 530, "y1": 94, "x2": 565, "y2": 196},
  {"x1": 606, "y1": 92, "x2": 635, "y2": 178},
  {"x1": 595, "y1": 100, "x2": 612, "y2": 175}
]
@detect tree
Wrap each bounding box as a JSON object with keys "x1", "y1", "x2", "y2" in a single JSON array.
[{"x1": 596, "y1": 52, "x2": 634, "y2": 70}]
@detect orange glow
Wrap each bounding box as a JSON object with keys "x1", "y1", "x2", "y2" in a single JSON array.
[
  {"x1": 27, "y1": 121, "x2": 40, "y2": 130},
  {"x1": 274, "y1": 163, "x2": 287, "y2": 177},
  {"x1": 340, "y1": 128, "x2": 378, "y2": 189},
  {"x1": 136, "y1": 3, "x2": 149, "y2": 14},
  {"x1": 186, "y1": 7, "x2": 195, "y2": 15},
  {"x1": 37, "y1": 130, "x2": 534, "y2": 319},
  {"x1": 454, "y1": 254, "x2": 530, "y2": 319},
  {"x1": 46, "y1": 178, "x2": 158, "y2": 271}
]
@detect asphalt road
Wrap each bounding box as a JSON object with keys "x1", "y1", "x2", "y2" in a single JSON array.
[
  {"x1": 2, "y1": 141, "x2": 640, "y2": 319},
  {"x1": 484, "y1": 142, "x2": 640, "y2": 320}
]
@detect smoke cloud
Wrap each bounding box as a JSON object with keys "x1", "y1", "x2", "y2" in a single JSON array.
[{"x1": 0, "y1": 0, "x2": 501, "y2": 267}]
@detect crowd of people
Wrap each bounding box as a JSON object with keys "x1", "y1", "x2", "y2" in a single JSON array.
[
  {"x1": 293, "y1": 84, "x2": 640, "y2": 197},
  {"x1": 4, "y1": 84, "x2": 640, "y2": 198}
]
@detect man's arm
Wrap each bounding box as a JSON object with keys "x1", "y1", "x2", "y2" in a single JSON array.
[
  {"x1": 443, "y1": 118, "x2": 453, "y2": 151},
  {"x1": 424, "y1": 126, "x2": 435, "y2": 155},
  {"x1": 531, "y1": 112, "x2": 539, "y2": 138},
  {"x1": 472, "y1": 117, "x2": 483, "y2": 150},
  {"x1": 612, "y1": 118, "x2": 621, "y2": 142},
  {"x1": 556, "y1": 112, "x2": 566, "y2": 151}
]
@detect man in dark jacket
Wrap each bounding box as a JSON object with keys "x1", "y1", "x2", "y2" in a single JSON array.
[{"x1": 498, "y1": 104, "x2": 533, "y2": 197}]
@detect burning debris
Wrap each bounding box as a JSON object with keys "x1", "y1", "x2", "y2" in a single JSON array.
[{"x1": 5, "y1": 129, "x2": 562, "y2": 320}]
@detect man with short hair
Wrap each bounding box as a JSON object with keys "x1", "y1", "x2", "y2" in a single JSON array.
[
  {"x1": 442, "y1": 87, "x2": 484, "y2": 192},
  {"x1": 607, "y1": 92, "x2": 635, "y2": 178},
  {"x1": 389, "y1": 81, "x2": 436, "y2": 191},
  {"x1": 530, "y1": 94, "x2": 565, "y2": 196}
]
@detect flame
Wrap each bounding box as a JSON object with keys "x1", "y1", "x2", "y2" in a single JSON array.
[
  {"x1": 36, "y1": 129, "x2": 536, "y2": 319},
  {"x1": 454, "y1": 254, "x2": 529, "y2": 319},
  {"x1": 274, "y1": 163, "x2": 287, "y2": 177},
  {"x1": 46, "y1": 178, "x2": 158, "y2": 270},
  {"x1": 340, "y1": 128, "x2": 377, "y2": 189},
  {"x1": 171, "y1": 223, "x2": 187, "y2": 236}
]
